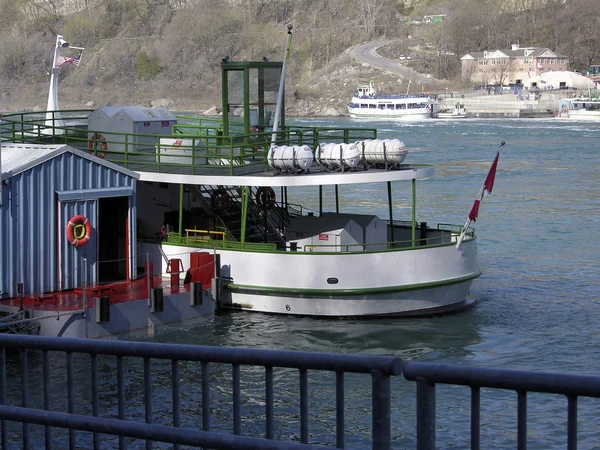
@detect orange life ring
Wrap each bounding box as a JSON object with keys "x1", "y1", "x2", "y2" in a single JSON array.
[
  {"x1": 66, "y1": 215, "x2": 92, "y2": 247},
  {"x1": 88, "y1": 133, "x2": 107, "y2": 158},
  {"x1": 256, "y1": 186, "x2": 276, "y2": 209},
  {"x1": 211, "y1": 189, "x2": 231, "y2": 213}
]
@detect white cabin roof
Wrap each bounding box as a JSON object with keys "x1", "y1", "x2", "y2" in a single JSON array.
[{"x1": 138, "y1": 165, "x2": 434, "y2": 187}]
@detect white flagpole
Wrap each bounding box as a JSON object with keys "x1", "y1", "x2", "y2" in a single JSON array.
[
  {"x1": 455, "y1": 185, "x2": 484, "y2": 249},
  {"x1": 269, "y1": 24, "x2": 293, "y2": 149},
  {"x1": 456, "y1": 141, "x2": 505, "y2": 249},
  {"x1": 43, "y1": 36, "x2": 85, "y2": 134}
]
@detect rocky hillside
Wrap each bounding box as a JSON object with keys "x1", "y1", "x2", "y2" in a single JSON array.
[{"x1": 4, "y1": 41, "x2": 435, "y2": 118}]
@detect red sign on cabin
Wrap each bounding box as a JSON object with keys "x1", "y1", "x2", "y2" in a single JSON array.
[
  {"x1": 143, "y1": 122, "x2": 150, "y2": 127},
  {"x1": 318, "y1": 234, "x2": 329, "y2": 241},
  {"x1": 162, "y1": 121, "x2": 169, "y2": 127}
]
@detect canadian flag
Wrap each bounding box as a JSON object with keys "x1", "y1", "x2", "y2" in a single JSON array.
[
  {"x1": 468, "y1": 146, "x2": 502, "y2": 222},
  {"x1": 536, "y1": 61, "x2": 542, "y2": 70},
  {"x1": 457, "y1": 142, "x2": 505, "y2": 249}
]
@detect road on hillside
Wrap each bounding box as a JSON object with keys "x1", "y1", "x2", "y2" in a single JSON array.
[{"x1": 348, "y1": 40, "x2": 435, "y2": 84}]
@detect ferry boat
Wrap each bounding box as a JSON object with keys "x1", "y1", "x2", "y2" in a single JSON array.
[
  {"x1": 347, "y1": 81, "x2": 435, "y2": 120},
  {"x1": 557, "y1": 96, "x2": 600, "y2": 120},
  {"x1": 436, "y1": 102, "x2": 468, "y2": 119},
  {"x1": 0, "y1": 29, "x2": 488, "y2": 325}
]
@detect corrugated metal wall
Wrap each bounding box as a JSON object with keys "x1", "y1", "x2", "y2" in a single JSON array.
[
  {"x1": 0, "y1": 151, "x2": 137, "y2": 298},
  {"x1": 59, "y1": 199, "x2": 98, "y2": 291}
]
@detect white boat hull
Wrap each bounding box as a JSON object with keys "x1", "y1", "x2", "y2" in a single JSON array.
[
  {"x1": 564, "y1": 111, "x2": 600, "y2": 120},
  {"x1": 159, "y1": 237, "x2": 480, "y2": 317},
  {"x1": 348, "y1": 109, "x2": 431, "y2": 120},
  {"x1": 437, "y1": 113, "x2": 468, "y2": 119},
  {"x1": 225, "y1": 281, "x2": 475, "y2": 317}
]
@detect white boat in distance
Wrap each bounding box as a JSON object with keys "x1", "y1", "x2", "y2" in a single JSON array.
[
  {"x1": 347, "y1": 81, "x2": 435, "y2": 120},
  {"x1": 436, "y1": 102, "x2": 468, "y2": 119},
  {"x1": 557, "y1": 97, "x2": 600, "y2": 120}
]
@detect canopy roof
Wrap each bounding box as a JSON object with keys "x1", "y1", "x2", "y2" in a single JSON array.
[{"x1": 528, "y1": 71, "x2": 594, "y2": 90}]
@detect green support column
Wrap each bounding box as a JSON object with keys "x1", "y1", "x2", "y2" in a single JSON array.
[
  {"x1": 412, "y1": 179, "x2": 417, "y2": 247},
  {"x1": 387, "y1": 181, "x2": 394, "y2": 243},
  {"x1": 319, "y1": 186, "x2": 323, "y2": 215},
  {"x1": 243, "y1": 67, "x2": 250, "y2": 136},
  {"x1": 221, "y1": 65, "x2": 229, "y2": 136},
  {"x1": 179, "y1": 184, "x2": 184, "y2": 237},
  {"x1": 240, "y1": 186, "x2": 249, "y2": 243},
  {"x1": 335, "y1": 185, "x2": 339, "y2": 213}
]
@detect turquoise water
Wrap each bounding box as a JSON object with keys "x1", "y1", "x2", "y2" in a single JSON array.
[
  {"x1": 154, "y1": 118, "x2": 600, "y2": 448},
  {"x1": 9, "y1": 118, "x2": 598, "y2": 448},
  {"x1": 146, "y1": 118, "x2": 600, "y2": 448}
]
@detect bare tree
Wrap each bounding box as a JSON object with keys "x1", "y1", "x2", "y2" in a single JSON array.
[{"x1": 489, "y1": 57, "x2": 516, "y2": 85}]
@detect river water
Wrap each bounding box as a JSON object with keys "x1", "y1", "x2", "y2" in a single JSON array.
[
  {"x1": 147, "y1": 117, "x2": 600, "y2": 448},
  {"x1": 9, "y1": 117, "x2": 599, "y2": 448}
]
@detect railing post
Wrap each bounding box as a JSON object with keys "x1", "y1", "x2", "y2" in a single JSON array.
[
  {"x1": 517, "y1": 390, "x2": 527, "y2": 450},
  {"x1": 416, "y1": 377, "x2": 436, "y2": 450},
  {"x1": 82, "y1": 257, "x2": 87, "y2": 314},
  {"x1": 471, "y1": 387, "x2": 480, "y2": 450},
  {"x1": 146, "y1": 253, "x2": 152, "y2": 307},
  {"x1": 372, "y1": 370, "x2": 391, "y2": 450},
  {"x1": 567, "y1": 395, "x2": 577, "y2": 450}
]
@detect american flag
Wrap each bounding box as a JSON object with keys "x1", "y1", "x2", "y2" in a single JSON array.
[{"x1": 58, "y1": 53, "x2": 82, "y2": 67}]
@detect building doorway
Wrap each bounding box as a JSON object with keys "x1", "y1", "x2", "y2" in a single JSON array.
[{"x1": 98, "y1": 196, "x2": 129, "y2": 283}]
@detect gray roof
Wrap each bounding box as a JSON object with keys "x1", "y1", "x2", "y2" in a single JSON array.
[
  {"x1": 90, "y1": 106, "x2": 176, "y2": 122},
  {"x1": 463, "y1": 47, "x2": 567, "y2": 59},
  {"x1": 0, "y1": 143, "x2": 139, "y2": 180},
  {"x1": 287, "y1": 215, "x2": 359, "y2": 234},
  {"x1": 320, "y1": 212, "x2": 380, "y2": 228}
]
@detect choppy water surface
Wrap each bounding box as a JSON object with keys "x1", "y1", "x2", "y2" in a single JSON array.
[
  {"x1": 11, "y1": 118, "x2": 599, "y2": 448},
  {"x1": 151, "y1": 118, "x2": 600, "y2": 448}
]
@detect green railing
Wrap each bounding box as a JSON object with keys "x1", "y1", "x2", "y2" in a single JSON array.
[
  {"x1": 1, "y1": 110, "x2": 378, "y2": 176},
  {"x1": 162, "y1": 221, "x2": 473, "y2": 254},
  {"x1": 166, "y1": 233, "x2": 277, "y2": 252},
  {"x1": 302, "y1": 223, "x2": 474, "y2": 253}
]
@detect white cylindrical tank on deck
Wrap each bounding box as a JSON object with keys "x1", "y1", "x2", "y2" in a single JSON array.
[
  {"x1": 356, "y1": 139, "x2": 408, "y2": 165},
  {"x1": 315, "y1": 142, "x2": 361, "y2": 169},
  {"x1": 268, "y1": 145, "x2": 314, "y2": 171}
]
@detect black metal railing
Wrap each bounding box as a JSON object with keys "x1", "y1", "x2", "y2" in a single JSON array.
[
  {"x1": 2, "y1": 334, "x2": 600, "y2": 449},
  {"x1": 403, "y1": 361, "x2": 600, "y2": 450},
  {"x1": 0, "y1": 334, "x2": 402, "y2": 449}
]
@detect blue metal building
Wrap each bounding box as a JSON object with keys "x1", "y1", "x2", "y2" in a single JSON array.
[{"x1": 0, "y1": 144, "x2": 139, "y2": 299}]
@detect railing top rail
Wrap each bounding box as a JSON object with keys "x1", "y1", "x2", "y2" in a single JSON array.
[
  {"x1": 404, "y1": 362, "x2": 600, "y2": 398},
  {"x1": 0, "y1": 335, "x2": 403, "y2": 375}
]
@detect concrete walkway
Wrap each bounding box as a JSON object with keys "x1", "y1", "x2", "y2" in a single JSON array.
[{"x1": 438, "y1": 91, "x2": 561, "y2": 118}]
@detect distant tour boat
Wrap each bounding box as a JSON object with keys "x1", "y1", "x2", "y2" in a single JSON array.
[
  {"x1": 347, "y1": 81, "x2": 435, "y2": 120},
  {"x1": 436, "y1": 102, "x2": 468, "y2": 119}
]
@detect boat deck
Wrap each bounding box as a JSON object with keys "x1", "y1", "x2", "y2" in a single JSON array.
[{"x1": 0, "y1": 277, "x2": 191, "y2": 312}]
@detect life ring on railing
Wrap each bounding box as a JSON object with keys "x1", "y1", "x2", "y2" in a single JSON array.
[
  {"x1": 256, "y1": 186, "x2": 276, "y2": 209},
  {"x1": 211, "y1": 189, "x2": 231, "y2": 213},
  {"x1": 88, "y1": 133, "x2": 107, "y2": 158},
  {"x1": 66, "y1": 215, "x2": 92, "y2": 247}
]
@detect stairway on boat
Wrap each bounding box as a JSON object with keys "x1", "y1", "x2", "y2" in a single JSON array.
[{"x1": 191, "y1": 185, "x2": 290, "y2": 249}]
